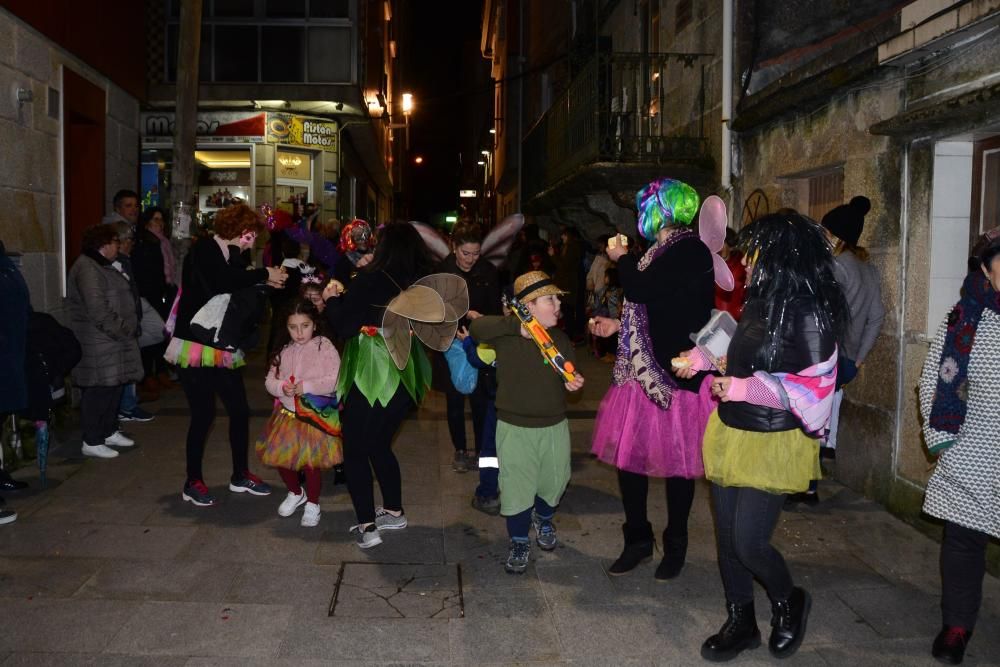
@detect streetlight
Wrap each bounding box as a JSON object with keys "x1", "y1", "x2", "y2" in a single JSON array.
[
  {"x1": 402, "y1": 93, "x2": 414, "y2": 115},
  {"x1": 414, "y1": 156, "x2": 424, "y2": 165}
]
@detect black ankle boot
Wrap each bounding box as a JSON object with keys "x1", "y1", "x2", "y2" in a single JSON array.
[
  {"x1": 701, "y1": 600, "x2": 761, "y2": 662},
  {"x1": 932, "y1": 625, "x2": 972, "y2": 664},
  {"x1": 768, "y1": 587, "x2": 812, "y2": 658},
  {"x1": 607, "y1": 522, "x2": 654, "y2": 576},
  {"x1": 654, "y1": 534, "x2": 687, "y2": 581}
]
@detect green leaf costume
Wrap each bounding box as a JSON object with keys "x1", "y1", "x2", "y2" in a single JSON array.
[{"x1": 337, "y1": 332, "x2": 432, "y2": 407}]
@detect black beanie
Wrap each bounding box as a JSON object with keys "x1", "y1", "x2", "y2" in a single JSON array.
[{"x1": 822, "y1": 196, "x2": 871, "y2": 247}]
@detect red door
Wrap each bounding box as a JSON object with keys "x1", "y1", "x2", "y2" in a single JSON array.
[{"x1": 62, "y1": 68, "x2": 105, "y2": 271}]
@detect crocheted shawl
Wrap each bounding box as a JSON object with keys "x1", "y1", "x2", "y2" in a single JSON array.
[
  {"x1": 611, "y1": 229, "x2": 694, "y2": 409},
  {"x1": 929, "y1": 271, "x2": 1000, "y2": 434},
  {"x1": 755, "y1": 348, "x2": 839, "y2": 436}
]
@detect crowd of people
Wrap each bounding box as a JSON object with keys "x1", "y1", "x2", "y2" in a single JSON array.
[{"x1": 1, "y1": 177, "x2": 997, "y2": 665}]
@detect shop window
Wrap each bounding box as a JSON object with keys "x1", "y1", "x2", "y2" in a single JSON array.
[
  {"x1": 214, "y1": 26, "x2": 259, "y2": 82},
  {"x1": 309, "y1": 0, "x2": 351, "y2": 19},
  {"x1": 262, "y1": 27, "x2": 306, "y2": 82},
  {"x1": 267, "y1": 0, "x2": 305, "y2": 18},
  {"x1": 276, "y1": 149, "x2": 313, "y2": 214},
  {"x1": 212, "y1": 0, "x2": 255, "y2": 18},
  {"x1": 308, "y1": 27, "x2": 353, "y2": 82},
  {"x1": 971, "y1": 135, "x2": 1000, "y2": 248},
  {"x1": 195, "y1": 149, "x2": 253, "y2": 212}
]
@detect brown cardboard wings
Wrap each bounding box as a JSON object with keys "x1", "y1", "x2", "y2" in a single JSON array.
[{"x1": 382, "y1": 273, "x2": 470, "y2": 370}]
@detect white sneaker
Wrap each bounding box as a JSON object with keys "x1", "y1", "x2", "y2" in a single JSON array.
[
  {"x1": 104, "y1": 431, "x2": 135, "y2": 447},
  {"x1": 82, "y1": 442, "x2": 119, "y2": 458},
  {"x1": 301, "y1": 502, "x2": 321, "y2": 527},
  {"x1": 277, "y1": 490, "x2": 307, "y2": 517}
]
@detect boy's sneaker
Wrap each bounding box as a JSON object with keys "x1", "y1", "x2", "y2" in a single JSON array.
[
  {"x1": 351, "y1": 523, "x2": 383, "y2": 549},
  {"x1": 229, "y1": 472, "x2": 272, "y2": 496},
  {"x1": 277, "y1": 489, "x2": 307, "y2": 517},
  {"x1": 471, "y1": 494, "x2": 500, "y2": 515},
  {"x1": 532, "y1": 511, "x2": 558, "y2": 551},
  {"x1": 119, "y1": 407, "x2": 155, "y2": 422},
  {"x1": 505, "y1": 539, "x2": 531, "y2": 574},
  {"x1": 82, "y1": 442, "x2": 119, "y2": 458},
  {"x1": 452, "y1": 450, "x2": 469, "y2": 473},
  {"x1": 0, "y1": 509, "x2": 17, "y2": 525},
  {"x1": 104, "y1": 430, "x2": 135, "y2": 447},
  {"x1": 374, "y1": 506, "x2": 407, "y2": 530},
  {"x1": 182, "y1": 479, "x2": 217, "y2": 507},
  {"x1": 301, "y1": 502, "x2": 321, "y2": 527}
]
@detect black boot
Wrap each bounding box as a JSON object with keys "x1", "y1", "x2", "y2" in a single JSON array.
[
  {"x1": 701, "y1": 600, "x2": 761, "y2": 662},
  {"x1": 655, "y1": 533, "x2": 687, "y2": 581},
  {"x1": 932, "y1": 625, "x2": 972, "y2": 665},
  {"x1": 607, "y1": 522, "x2": 654, "y2": 576},
  {"x1": 768, "y1": 587, "x2": 812, "y2": 658}
]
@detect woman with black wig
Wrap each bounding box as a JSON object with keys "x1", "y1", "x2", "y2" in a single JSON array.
[
  {"x1": 675, "y1": 212, "x2": 847, "y2": 661},
  {"x1": 918, "y1": 237, "x2": 1000, "y2": 665},
  {"x1": 322, "y1": 222, "x2": 435, "y2": 549}
]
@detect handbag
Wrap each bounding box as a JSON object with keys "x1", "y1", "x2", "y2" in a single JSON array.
[{"x1": 293, "y1": 393, "x2": 342, "y2": 436}]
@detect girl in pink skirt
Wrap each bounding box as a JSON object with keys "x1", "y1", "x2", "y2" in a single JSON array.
[
  {"x1": 590, "y1": 178, "x2": 718, "y2": 579},
  {"x1": 256, "y1": 299, "x2": 342, "y2": 527}
]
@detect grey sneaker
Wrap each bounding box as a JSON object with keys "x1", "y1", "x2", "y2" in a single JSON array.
[
  {"x1": 471, "y1": 494, "x2": 500, "y2": 516},
  {"x1": 374, "y1": 506, "x2": 407, "y2": 530},
  {"x1": 350, "y1": 523, "x2": 383, "y2": 549},
  {"x1": 452, "y1": 450, "x2": 469, "y2": 473},
  {"x1": 532, "y1": 511, "x2": 558, "y2": 551},
  {"x1": 505, "y1": 539, "x2": 531, "y2": 574}
]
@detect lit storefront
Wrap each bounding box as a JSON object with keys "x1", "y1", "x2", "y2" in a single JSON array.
[{"x1": 140, "y1": 110, "x2": 339, "y2": 225}]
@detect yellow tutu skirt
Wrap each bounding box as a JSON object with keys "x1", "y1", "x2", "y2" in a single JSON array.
[
  {"x1": 255, "y1": 407, "x2": 343, "y2": 471},
  {"x1": 702, "y1": 411, "x2": 820, "y2": 494}
]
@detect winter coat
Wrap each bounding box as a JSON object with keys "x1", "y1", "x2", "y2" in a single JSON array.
[
  {"x1": 65, "y1": 251, "x2": 142, "y2": 387},
  {"x1": 132, "y1": 227, "x2": 168, "y2": 314},
  {"x1": 0, "y1": 252, "x2": 30, "y2": 412}
]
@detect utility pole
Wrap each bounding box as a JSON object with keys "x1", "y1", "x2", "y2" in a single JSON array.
[{"x1": 172, "y1": 0, "x2": 203, "y2": 220}]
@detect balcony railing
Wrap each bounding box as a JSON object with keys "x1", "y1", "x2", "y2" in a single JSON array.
[{"x1": 523, "y1": 51, "x2": 713, "y2": 203}]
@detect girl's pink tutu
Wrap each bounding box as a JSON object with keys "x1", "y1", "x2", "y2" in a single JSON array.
[{"x1": 591, "y1": 376, "x2": 716, "y2": 478}]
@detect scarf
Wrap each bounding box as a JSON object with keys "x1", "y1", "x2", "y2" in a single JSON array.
[
  {"x1": 611, "y1": 228, "x2": 694, "y2": 409},
  {"x1": 150, "y1": 227, "x2": 176, "y2": 285},
  {"x1": 929, "y1": 271, "x2": 1000, "y2": 434},
  {"x1": 756, "y1": 348, "x2": 839, "y2": 436}
]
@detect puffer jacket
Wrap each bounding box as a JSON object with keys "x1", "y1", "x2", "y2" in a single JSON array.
[
  {"x1": 65, "y1": 251, "x2": 142, "y2": 387},
  {"x1": 718, "y1": 296, "x2": 836, "y2": 432}
]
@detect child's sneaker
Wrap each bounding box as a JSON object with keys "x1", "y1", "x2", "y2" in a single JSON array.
[
  {"x1": 301, "y1": 502, "x2": 321, "y2": 527},
  {"x1": 471, "y1": 494, "x2": 500, "y2": 515},
  {"x1": 277, "y1": 489, "x2": 307, "y2": 517},
  {"x1": 182, "y1": 479, "x2": 217, "y2": 507},
  {"x1": 229, "y1": 471, "x2": 272, "y2": 496},
  {"x1": 505, "y1": 539, "x2": 531, "y2": 574},
  {"x1": 350, "y1": 523, "x2": 382, "y2": 549},
  {"x1": 452, "y1": 450, "x2": 469, "y2": 473},
  {"x1": 532, "y1": 511, "x2": 558, "y2": 551},
  {"x1": 374, "y1": 506, "x2": 407, "y2": 530}
]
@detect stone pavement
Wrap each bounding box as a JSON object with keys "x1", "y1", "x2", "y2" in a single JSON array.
[{"x1": 1, "y1": 352, "x2": 999, "y2": 666}]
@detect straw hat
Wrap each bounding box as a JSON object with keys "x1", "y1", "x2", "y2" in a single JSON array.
[{"x1": 513, "y1": 270, "x2": 567, "y2": 303}]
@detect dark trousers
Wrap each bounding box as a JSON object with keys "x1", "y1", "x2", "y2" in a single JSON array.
[
  {"x1": 506, "y1": 496, "x2": 556, "y2": 541},
  {"x1": 618, "y1": 469, "x2": 696, "y2": 542},
  {"x1": 941, "y1": 521, "x2": 991, "y2": 629},
  {"x1": 80, "y1": 385, "x2": 125, "y2": 445},
  {"x1": 712, "y1": 483, "x2": 793, "y2": 605},
  {"x1": 340, "y1": 384, "x2": 411, "y2": 524},
  {"x1": 475, "y1": 399, "x2": 499, "y2": 498},
  {"x1": 445, "y1": 379, "x2": 489, "y2": 454},
  {"x1": 178, "y1": 366, "x2": 250, "y2": 483}
]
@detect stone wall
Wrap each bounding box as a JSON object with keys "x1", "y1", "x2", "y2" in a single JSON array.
[{"x1": 0, "y1": 9, "x2": 140, "y2": 313}]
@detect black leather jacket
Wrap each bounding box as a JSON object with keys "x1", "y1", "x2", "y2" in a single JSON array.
[{"x1": 718, "y1": 297, "x2": 837, "y2": 433}]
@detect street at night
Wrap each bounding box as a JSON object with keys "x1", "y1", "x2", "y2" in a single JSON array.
[{"x1": 1, "y1": 0, "x2": 1000, "y2": 664}]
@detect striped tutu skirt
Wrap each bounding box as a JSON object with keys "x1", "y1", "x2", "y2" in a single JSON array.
[{"x1": 255, "y1": 407, "x2": 343, "y2": 471}]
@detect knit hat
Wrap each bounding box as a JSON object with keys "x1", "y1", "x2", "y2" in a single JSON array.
[
  {"x1": 513, "y1": 270, "x2": 567, "y2": 303},
  {"x1": 822, "y1": 196, "x2": 871, "y2": 247}
]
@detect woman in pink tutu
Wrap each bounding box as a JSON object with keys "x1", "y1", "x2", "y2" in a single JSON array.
[{"x1": 590, "y1": 178, "x2": 718, "y2": 579}]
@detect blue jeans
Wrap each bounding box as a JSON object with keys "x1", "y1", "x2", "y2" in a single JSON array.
[
  {"x1": 507, "y1": 496, "x2": 555, "y2": 541},
  {"x1": 712, "y1": 483, "x2": 793, "y2": 605},
  {"x1": 475, "y1": 399, "x2": 499, "y2": 498},
  {"x1": 119, "y1": 383, "x2": 138, "y2": 416}
]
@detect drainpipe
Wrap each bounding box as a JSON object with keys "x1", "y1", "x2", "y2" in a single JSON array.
[{"x1": 721, "y1": 0, "x2": 733, "y2": 194}]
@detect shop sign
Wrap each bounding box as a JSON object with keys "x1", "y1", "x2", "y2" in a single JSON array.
[
  {"x1": 141, "y1": 112, "x2": 266, "y2": 142},
  {"x1": 267, "y1": 113, "x2": 337, "y2": 150}
]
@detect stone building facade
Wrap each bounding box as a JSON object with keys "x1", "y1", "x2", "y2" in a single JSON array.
[{"x1": 0, "y1": 4, "x2": 143, "y2": 313}]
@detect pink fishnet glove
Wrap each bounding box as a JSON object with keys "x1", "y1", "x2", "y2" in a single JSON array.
[
  {"x1": 725, "y1": 376, "x2": 784, "y2": 409},
  {"x1": 683, "y1": 347, "x2": 714, "y2": 372}
]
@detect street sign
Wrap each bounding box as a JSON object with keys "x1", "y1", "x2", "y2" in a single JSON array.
[{"x1": 459, "y1": 189, "x2": 477, "y2": 198}]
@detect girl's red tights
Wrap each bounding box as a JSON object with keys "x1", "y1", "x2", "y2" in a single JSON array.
[{"x1": 277, "y1": 467, "x2": 322, "y2": 503}]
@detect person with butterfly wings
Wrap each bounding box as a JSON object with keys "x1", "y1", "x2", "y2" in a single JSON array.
[{"x1": 322, "y1": 223, "x2": 469, "y2": 549}]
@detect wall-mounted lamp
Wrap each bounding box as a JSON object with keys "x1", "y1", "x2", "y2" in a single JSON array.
[
  {"x1": 489, "y1": 128, "x2": 496, "y2": 134},
  {"x1": 16, "y1": 87, "x2": 33, "y2": 109},
  {"x1": 401, "y1": 93, "x2": 414, "y2": 116}
]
